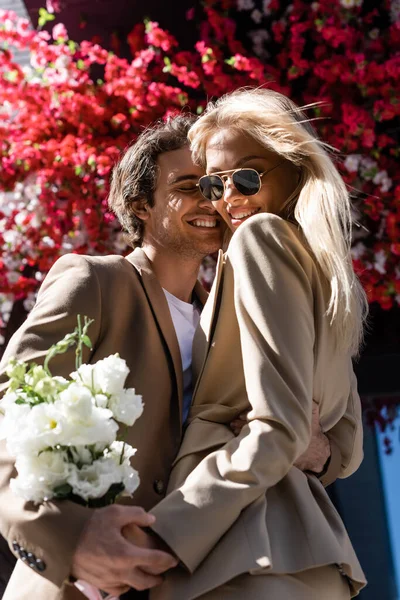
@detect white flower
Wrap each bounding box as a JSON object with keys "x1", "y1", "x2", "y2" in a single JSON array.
[
  {"x1": 0, "y1": 402, "x2": 31, "y2": 445},
  {"x1": 95, "y1": 355, "x2": 130, "y2": 396},
  {"x1": 71, "y1": 363, "x2": 100, "y2": 392},
  {"x1": 351, "y1": 242, "x2": 366, "y2": 260},
  {"x1": 93, "y1": 393, "x2": 109, "y2": 409},
  {"x1": 108, "y1": 441, "x2": 140, "y2": 496},
  {"x1": 344, "y1": 154, "x2": 361, "y2": 173},
  {"x1": 262, "y1": 0, "x2": 272, "y2": 14},
  {"x1": 67, "y1": 457, "x2": 122, "y2": 501},
  {"x1": 237, "y1": 0, "x2": 255, "y2": 10},
  {"x1": 10, "y1": 450, "x2": 70, "y2": 503},
  {"x1": 340, "y1": 0, "x2": 355, "y2": 6},
  {"x1": 108, "y1": 388, "x2": 143, "y2": 426},
  {"x1": 373, "y1": 170, "x2": 392, "y2": 193},
  {"x1": 72, "y1": 355, "x2": 130, "y2": 397},
  {"x1": 251, "y1": 9, "x2": 263, "y2": 23},
  {"x1": 12, "y1": 402, "x2": 67, "y2": 454},
  {"x1": 373, "y1": 249, "x2": 386, "y2": 274},
  {"x1": 58, "y1": 383, "x2": 94, "y2": 421},
  {"x1": 57, "y1": 388, "x2": 118, "y2": 447}
]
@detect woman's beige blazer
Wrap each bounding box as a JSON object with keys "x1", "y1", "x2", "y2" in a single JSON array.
[{"x1": 151, "y1": 214, "x2": 366, "y2": 599}]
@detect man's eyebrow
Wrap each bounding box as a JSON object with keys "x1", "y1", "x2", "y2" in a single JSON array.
[{"x1": 168, "y1": 174, "x2": 200, "y2": 185}]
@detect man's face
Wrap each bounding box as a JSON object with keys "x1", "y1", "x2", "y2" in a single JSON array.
[{"x1": 143, "y1": 146, "x2": 223, "y2": 260}]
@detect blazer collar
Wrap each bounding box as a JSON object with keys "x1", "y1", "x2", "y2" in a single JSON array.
[
  {"x1": 125, "y1": 248, "x2": 184, "y2": 426},
  {"x1": 192, "y1": 250, "x2": 224, "y2": 399},
  {"x1": 124, "y1": 248, "x2": 210, "y2": 428}
]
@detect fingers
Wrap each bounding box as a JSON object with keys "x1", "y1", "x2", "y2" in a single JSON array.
[
  {"x1": 126, "y1": 568, "x2": 165, "y2": 591},
  {"x1": 108, "y1": 504, "x2": 156, "y2": 528},
  {"x1": 133, "y1": 546, "x2": 178, "y2": 571},
  {"x1": 100, "y1": 584, "x2": 131, "y2": 597}
]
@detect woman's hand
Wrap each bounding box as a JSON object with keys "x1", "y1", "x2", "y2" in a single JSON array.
[{"x1": 230, "y1": 401, "x2": 331, "y2": 474}]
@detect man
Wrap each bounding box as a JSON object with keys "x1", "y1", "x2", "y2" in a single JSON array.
[{"x1": 0, "y1": 116, "x2": 332, "y2": 600}]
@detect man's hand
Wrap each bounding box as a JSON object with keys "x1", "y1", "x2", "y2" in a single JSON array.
[
  {"x1": 230, "y1": 401, "x2": 331, "y2": 474},
  {"x1": 294, "y1": 402, "x2": 330, "y2": 473},
  {"x1": 122, "y1": 521, "x2": 177, "y2": 576},
  {"x1": 71, "y1": 505, "x2": 178, "y2": 596}
]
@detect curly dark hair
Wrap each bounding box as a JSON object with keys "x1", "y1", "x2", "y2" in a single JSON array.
[{"x1": 108, "y1": 114, "x2": 197, "y2": 247}]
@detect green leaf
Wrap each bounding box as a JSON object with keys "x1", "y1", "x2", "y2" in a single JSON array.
[
  {"x1": 53, "y1": 483, "x2": 73, "y2": 498},
  {"x1": 82, "y1": 335, "x2": 92, "y2": 349},
  {"x1": 225, "y1": 57, "x2": 235, "y2": 66}
]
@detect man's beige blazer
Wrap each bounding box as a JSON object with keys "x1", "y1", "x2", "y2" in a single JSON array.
[
  {"x1": 0, "y1": 248, "x2": 207, "y2": 600},
  {"x1": 151, "y1": 214, "x2": 367, "y2": 599}
]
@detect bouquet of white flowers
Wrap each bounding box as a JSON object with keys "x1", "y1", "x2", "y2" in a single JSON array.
[{"x1": 0, "y1": 315, "x2": 143, "y2": 508}]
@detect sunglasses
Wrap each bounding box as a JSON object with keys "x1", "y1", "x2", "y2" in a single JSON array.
[{"x1": 197, "y1": 162, "x2": 285, "y2": 202}]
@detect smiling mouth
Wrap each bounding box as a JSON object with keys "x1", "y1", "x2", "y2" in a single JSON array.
[
  {"x1": 228, "y1": 208, "x2": 260, "y2": 222},
  {"x1": 187, "y1": 218, "x2": 219, "y2": 228}
]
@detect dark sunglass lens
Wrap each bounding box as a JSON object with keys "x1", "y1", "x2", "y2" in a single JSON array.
[
  {"x1": 233, "y1": 169, "x2": 260, "y2": 196},
  {"x1": 199, "y1": 176, "x2": 224, "y2": 201}
]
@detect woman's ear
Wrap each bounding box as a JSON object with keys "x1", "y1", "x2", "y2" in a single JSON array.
[{"x1": 131, "y1": 197, "x2": 150, "y2": 222}]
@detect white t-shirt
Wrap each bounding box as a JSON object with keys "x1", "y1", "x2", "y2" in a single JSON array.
[{"x1": 163, "y1": 289, "x2": 201, "y2": 423}]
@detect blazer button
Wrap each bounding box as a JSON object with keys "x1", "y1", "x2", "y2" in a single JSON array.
[
  {"x1": 19, "y1": 548, "x2": 28, "y2": 561},
  {"x1": 35, "y1": 558, "x2": 46, "y2": 572},
  {"x1": 153, "y1": 480, "x2": 165, "y2": 495}
]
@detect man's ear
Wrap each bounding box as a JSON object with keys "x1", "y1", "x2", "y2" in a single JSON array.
[{"x1": 131, "y1": 198, "x2": 150, "y2": 222}]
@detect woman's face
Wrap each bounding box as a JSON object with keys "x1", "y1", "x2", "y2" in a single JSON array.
[{"x1": 205, "y1": 128, "x2": 299, "y2": 231}]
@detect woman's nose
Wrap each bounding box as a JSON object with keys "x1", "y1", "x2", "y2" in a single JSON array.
[{"x1": 223, "y1": 176, "x2": 242, "y2": 205}]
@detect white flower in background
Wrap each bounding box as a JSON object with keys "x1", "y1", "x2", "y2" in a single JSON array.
[
  {"x1": 373, "y1": 170, "x2": 392, "y2": 192},
  {"x1": 351, "y1": 242, "x2": 366, "y2": 260},
  {"x1": 373, "y1": 249, "x2": 386, "y2": 274},
  {"x1": 108, "y1": 388, "x2": 143, "y2": 426},
  {"x1": 237, "y1": 0, "x2": 255, "y2": 10},
  {"x1": 41, "y1": 236, "x2": 56, "y2": 248},
  {"x1": 391, "y1": 0, "x2": 400, "y2": 23},
  {"x1": 360, "y1": 156, "x2": 378, "y2": 179},
  {"x1": 251, "y1": 9, "x2": 263, "y2": 23},
  {"x1": 249, "y1": 29, "x2": 270, "y2": 58},
  {"x1": 263, "y1": 0, "x2": 272, "y2": 14},
  {"x1": 340, "y1": 0, "x2": 355, "y2": 6},
  {"x1": 344, "y1": 154, "x2": 361, "y2": 173},
  {"x1": 67, "y1": 457, "x2": 122, "y2": 501},
  {"x1": 23, "y1": 292, "x2": 37, "y2": 312},
  {"x1": 2, "y1": 256, "x2": 21, "y2": 271},
  {"x1": 113, "y1": 231, "x2": 129, "y2": 253},
  {"x1": 6, "y1": 271, "x2": 20, "y2": 285}
]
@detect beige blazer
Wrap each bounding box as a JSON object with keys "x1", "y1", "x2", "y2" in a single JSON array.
[
  {"x1": 0, "y1": 248, "x2": 207, "y2": 600},
  {"x1": 151, "y1": 214, "x2": 366, "y2": 599}
]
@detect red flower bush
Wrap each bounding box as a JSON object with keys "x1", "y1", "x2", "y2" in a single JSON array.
[{"x1": 0, "y1": 1, "x2": 399, "y2": 347}]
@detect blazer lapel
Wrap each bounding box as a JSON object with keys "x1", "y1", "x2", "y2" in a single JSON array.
[
  {"x1": 192, "y1": 250, "x2": 224, "y2": 399},
  {"x1": 125, "y1": 248, "x2": 184, "y2": 425}
]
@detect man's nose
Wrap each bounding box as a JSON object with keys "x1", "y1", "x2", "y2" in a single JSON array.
[{"x1": 198, "y1": 194, "x2": 218, "y2": 213}]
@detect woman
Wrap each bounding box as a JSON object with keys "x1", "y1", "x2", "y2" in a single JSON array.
[{"x1": 150, "y1": 88, "x2": 368, "y2": 599}]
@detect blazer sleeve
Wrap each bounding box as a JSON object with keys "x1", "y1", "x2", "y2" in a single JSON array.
[
  {"x1": 319, "y1": 367, "x2": 363, "y2": 487},
  {"x1": 151, "y1": 214, "x2": 316, "y2": 572},
  {"x1": 0, "y1": 254, "x2": 100, "y2": 587}
]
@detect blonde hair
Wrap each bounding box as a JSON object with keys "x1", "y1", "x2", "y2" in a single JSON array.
[{"x1": 189, "y1": 88, "x2": 368, "y2": 355}]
